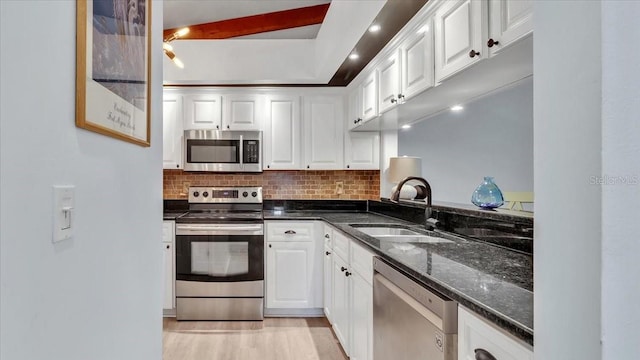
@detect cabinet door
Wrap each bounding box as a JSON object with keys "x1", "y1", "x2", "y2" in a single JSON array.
[
  {"x1": 347, "y1": 86, "x2": 362, "y2": 130},
  {"x1": 183, "y1": 94, "x2": 222, "y2": 129},
  {"x1": 263, "y1": 95, "x2": 301, "y2": 170},
  {"x1": 266, "y1": 241, "x2": 315, "y2": 308},
  {"x1": 350, "y1": 272, "x2": 373, "y2": 360},
  {"x1": 222, "y1": 94, "x2": 263, "y2": 130},
  {"x1": 332, "y1": 254, "x2": 350, "y2": 354},
  {"x1": 303, "y1": 96, "x2": 344, "y2": 170},
  {"x1": 360, "y1": 72, "x2": 378, "y2": 122},
  {"x1": 401, "y1": 21, "x2": 435, "y2": 101},
  {"x1": 434, "y1": 0, "x2": 486, "y2": 82},
  {"x1": 323, "y1": 244, "x2": 333, "y2": 323},
  {"x1": 163, "y1": 242, "x2": 174, "y2": 310},
  {"x1": 377, "y1": 50, "x2": 401, "y2": 114},
  {"x1": 488, "y1": 0, "x2": 532, "y2": 56},
  {"x1": 458, "y1": 306, "x2": 533, "y2": 360},
  {"x1": 162, "y1": 93, "x2": 183, "y2": 169},
  {"x1": 344, "y1": 132, "x2": 380, "y2": 170}
]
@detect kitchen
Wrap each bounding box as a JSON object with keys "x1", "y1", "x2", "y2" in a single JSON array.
[{"x1": 0, "y1": 1, "x2": 638, "y2": 360}]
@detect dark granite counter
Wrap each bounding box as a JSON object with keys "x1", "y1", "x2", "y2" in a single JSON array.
[
  {"x1": 163, "y1": 212, "x2": 187, "y2": 221},
  {"x1": 264, "y1": 210, "x2": 534, "y2": 345}
]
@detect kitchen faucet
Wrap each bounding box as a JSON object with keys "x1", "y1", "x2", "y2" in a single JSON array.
[{"x1": 391, "y1": 176, "x2": 439, "y2": 229}]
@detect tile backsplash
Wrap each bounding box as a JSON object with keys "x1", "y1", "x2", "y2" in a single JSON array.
[{"x1": 163, "y1": 170, "x2": 380, "y2": 200}]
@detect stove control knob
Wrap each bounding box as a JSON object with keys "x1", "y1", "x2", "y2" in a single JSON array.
[
  {"x1": 243, "y1": 191, "x2": 249, "y2": 197},
  {"x1": 202, "y1": 191, "x2": 209, "y2": 198},
  {"x1": 193, "y1": 191, "x2": 200, "y2": 197},
  {"x1": 251, "y1": 191, "x2": 258, "y2": 197}
]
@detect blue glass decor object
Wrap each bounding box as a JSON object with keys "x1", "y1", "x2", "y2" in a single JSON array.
[{"x1": 471, "y1": 177, "x2": 504, "y2": 209}]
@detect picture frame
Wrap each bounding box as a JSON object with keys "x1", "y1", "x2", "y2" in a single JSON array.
[{"x1": 76, "y1": 0, "x2": 151, "y2": 147}]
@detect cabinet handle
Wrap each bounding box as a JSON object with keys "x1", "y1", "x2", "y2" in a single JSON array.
[
  {"x1": 341, "y1": 266, "x2": 347, "y2": 272},
  {"x1": 469, "y1": 50, "x2": 480, "y2": 58},
  {"x1": 166, "y1": 244, "x2": 170, "y2": 249},
  {"x1": 390, "y1": 97, "x2": 397, "y2": 104},
  {"x1": 284, "y1": 230, "x2": 297, "y2": 235},
  {"x1": 326, "y1": 251, "x2": 331, "y2": 256},
  {"x1": 487, "y1": 38, "x2": 500, "y2": 48},
  {"x1": 268, "y1": 244, "x2": 272, "y2": 248},
  {"x1": 474, "y1": 349, "x2": 497, "y2": 360},
  {"x1": 345, "y1": 271, "x2": 351, "y2": 277}
]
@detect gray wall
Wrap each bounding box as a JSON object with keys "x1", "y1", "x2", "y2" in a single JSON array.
[{"x1": 398, "y1": 76, "x2": 533, "y2": 205}]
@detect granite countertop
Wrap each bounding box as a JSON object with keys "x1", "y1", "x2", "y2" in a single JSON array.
[
  {"x1": 163, "y1": 212, "x2": 187, "y2": 220},
  {"x1": 264, "y1": 210, "x2": 534, "y2": 345}
]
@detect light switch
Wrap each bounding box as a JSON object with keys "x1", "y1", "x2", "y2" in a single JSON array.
[{"x1": 53, "y1": 185, "x2": 75, "y2": 243}]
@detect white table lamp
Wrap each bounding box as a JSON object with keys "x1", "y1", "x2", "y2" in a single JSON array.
[{"x1": 388, "y1": 156, "x2": 424, "y2": 200}]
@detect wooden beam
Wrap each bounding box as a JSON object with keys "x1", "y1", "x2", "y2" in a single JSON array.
[{"x1": 163, "y1": 3, "x2": 330, "y2": 40}]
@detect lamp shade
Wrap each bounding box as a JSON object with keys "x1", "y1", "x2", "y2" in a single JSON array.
[{"x1": 388, "y1": 156, "x2": 422, "y2": 183}]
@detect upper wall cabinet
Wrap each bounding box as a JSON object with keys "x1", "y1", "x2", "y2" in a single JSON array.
[
  {"x1": 222, "y1": 94, "x2": 263, "y2": 130},
  {"x1": 344, "y1": 132, "x2": 380, "y2": 170},
  {"x1": 488, "y1": 0, "x2": 533, "y2": 57},
  {"x1": 303, "y1": 96, "x2": 344, "y2": 170},
  {"x1": 162, "y1": 92, "x2": 183, "y2": 169},
  {"x1": 360, "y1": 72, "x2": 379, "y2": 123},
  {"x1": 183, "y1": 94, "x2": 223, "y2": 130},
  {"x1": 434, "y1": 0, "x2": 487, "y2": 83},
  {"x1": 348, "y1": 85, "x2": 363, "y2": 130},
  {"x1": 400, "y1": 19, "x2": 435, "y2": 101},
  {"x1": 264, "y1": 95, "x2": 302, "y2": 170},
  {"x1": 377, "y1": 50, "x2": 402, "y2": 114}
]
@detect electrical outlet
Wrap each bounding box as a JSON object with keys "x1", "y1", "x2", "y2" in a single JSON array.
[
  {"x1": 183, "y1": 182, "x2": 191, "y2": 193},
  {"x1": 335, "y1": 181, "x2": 344, "y2": 195}
]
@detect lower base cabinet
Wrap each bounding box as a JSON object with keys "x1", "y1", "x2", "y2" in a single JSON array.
[
  {"x1": 331, "y1": 253, "x2": 351, "y2": 352},
  {"x1": 162, "y1": 221, "x2": 175, "y2": 313},
  {"x1": 350, "y1": 271, "x2": 373, "y2": 360}
]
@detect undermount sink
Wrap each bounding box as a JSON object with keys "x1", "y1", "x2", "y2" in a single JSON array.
[{"x1": 351, "y1": 225, "x2": 453, "y2": 244}]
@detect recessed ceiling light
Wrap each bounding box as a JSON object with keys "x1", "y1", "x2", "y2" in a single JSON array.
[
  {"x1": 401, "y1": 124, "x2": 412, "y2": 129},
  {"x1": 369, "y1": 24, "x2": 381, "y2": 33},
  {"x1": 450, "y1": 105, "x2": 464, "y2": 112},
  {"x1": 417, "y1": 24, "x2": 430, "y2": 34},
  {"x1": 349, "y1": 53, "x2": 359, "y2": 60}
]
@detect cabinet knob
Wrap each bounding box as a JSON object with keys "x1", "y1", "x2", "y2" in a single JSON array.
[
  {"x1": 345, "y1": 271, "x2": 351, "y2": 277},
  {"x1": 268, "y1": 244, "x2": 272, "y2": 248},
  {"x1": 166, "y1": 244, "x2": 170, "y2": 249},
  {"x1": 357, "y1": 118, "x2": 362, "y2": 123},
  {"x1": 469, "y1": 50, "x2": 480, "y2": 58},
  {"x1": 324, "y1": 234, "x2": 330, "y2": 239},
  {"x1": 398, "y1": 94, "x2": 405, "y2": 99},
  {"x1": 226, "y1": 125, "x2": 230, "y2": 129},
  {"x1": 487, "y1": 38, "x2": 500, "y2": 48},
  {"x1": 346, "y1": 165, "x2": 350, "y2": 169},
  {"x1": 474, "y1": 349, "x2": 497, "y2": 360},
  {"x1": 325, "y1": 251, "x2": 331, "y2": 256},
  {"x1": 390, "y1": 98, "x2": 397, "y2": 104},
  {"x1": 176, "y1": 164, "x2": 179, "y2": 168},
  {"x1": 307, "y1": 165, "x2": 310, "y2": 169},
  {"x1": 284, "y1": 230, "x2": 297, "y2": 235},
  {"x1": 341, "y1": 266, "x2": 347, "y2": 272},
  {"x1": 216, "y1": 125, "x2": 220, "y2": 129},
  {"x1": 267, "y1": 165, "x2": 270, "y2": 169},
  {"x1": 354, "y1": 119, "x2": 358, "y2": 124}
]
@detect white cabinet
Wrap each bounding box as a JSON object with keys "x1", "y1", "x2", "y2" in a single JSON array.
[
  {"x1": 488, "y1": 0, "x2": 533, "y2": 56},
  {"x1": 360, "y1": 72, "x2": 379, "y2": 123},
  {"x1": 377, "y1": 51, "x2": 402, "y2": 114},
  {"x1": 264, "y1": 95, "x2": 302, "y2": 170},
  {"x1": 323, "y1": 244, "x2": 333, "y2": 323},
  {"x1": 350, "y1": 272, "x2": 372, "y2": 360},
  {"x1": 303, "y1": 96, "x2": 344, "y2": 170},
  {"x1": 458, "y1": 306, "x2": 533, "y2": 360},
  {"x1": 162, "y1": 93, "x2": 183, "y2": 169},
  {"x1": 162, "y1": 221, "x2": 175, "y2": 312},
  {"x1": 347, "y1": 86, "x2": 362, "y2": 130},
  {"x1": 344, "y1": 132, "x2": 380, "y2": 170},
  {"x1": 434, "y1": 0, "x2": 487, "y2": 82},
  {"x1": 265, "y1": 221, "x2": 322, "y2": 310},
  {"x1": 400, "y1": 20, "x2": 435, "y2": 101},
  {"x1": 222, "y1": 93, "x2": 263, "y2": 130},
  {"x1": 183, "y1": 94, "x2": 223, "y2": 129},
  {"x1": 332, "y1": 253, "x2": 351, "y2": 353}
]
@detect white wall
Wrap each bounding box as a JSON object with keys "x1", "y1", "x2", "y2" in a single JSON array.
[
  {"x1": 0, "y1": 1, "x2": 164, "y2": 360},
  {"x1": 534, "y1": 2, "x2": 602, "y2": 359},
  {"x1": 601, "y1": 2, "x2": 640, "y2": 359},
  {"x1": 397, "y1": 77, "x2": 533, "y2": 204}
]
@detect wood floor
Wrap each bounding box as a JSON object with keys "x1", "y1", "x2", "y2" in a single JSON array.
[{"x1": 163, "y1": 317, "x2": 348, "y2": 360}]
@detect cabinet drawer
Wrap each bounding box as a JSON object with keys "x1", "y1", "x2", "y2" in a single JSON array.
[
  {"x1": 332, "y1": 231, "x2": 350, "y2": 261},
  {"x1": 266, "y1": 221, "x2": 314, "y2": 242},
  {"x1": 162, "y1": 221, "x2": 174, "y2": 243},
  {"x1": 323, "y1": 224, "x2": 333, "y2": 248},
  {"x1": 350, "y1": 240, "x2": 374, "y2": 284},
  {"x1": 458, "y1": 306, "x2": 533, "y2": 360}
]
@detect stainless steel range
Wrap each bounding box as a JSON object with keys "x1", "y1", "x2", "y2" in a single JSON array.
[{"x1": 175, "y1": 186, "x2": 264, "y2": 321}]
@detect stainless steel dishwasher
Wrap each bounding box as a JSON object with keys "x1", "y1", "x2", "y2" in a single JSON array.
[{"x1": 373, "y1": 257, "x2": 458, "y2": 360}]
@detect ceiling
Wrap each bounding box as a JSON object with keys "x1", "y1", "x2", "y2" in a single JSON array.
[{"x1": 161, "y1": 0, "x2": 425, "y2": 86}]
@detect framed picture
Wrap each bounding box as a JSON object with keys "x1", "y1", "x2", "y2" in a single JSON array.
[{"x1": 76, "y1": 0, "x2": 151, "y2": 147}]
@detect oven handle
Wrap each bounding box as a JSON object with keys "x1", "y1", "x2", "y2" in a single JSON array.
[{"x1": 176, "y1": 223, "x2": 264, "y2": 236}]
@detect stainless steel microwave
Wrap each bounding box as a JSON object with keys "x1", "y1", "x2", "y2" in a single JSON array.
[{"x1": 183, "y1": 130, "x2": 262, "y2": 172}]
